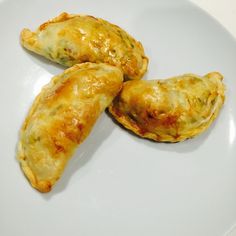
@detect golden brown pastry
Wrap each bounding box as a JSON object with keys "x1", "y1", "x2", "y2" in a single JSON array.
[
  {"x1": 109, "y1": 72, "x2": 225, "y2": 142},
  {"x1": 17, "y1": 62, "x2": 123, "y2": 192},
  {"x1": 20, "y1": 12, "x2": 148, "y2": 80}
]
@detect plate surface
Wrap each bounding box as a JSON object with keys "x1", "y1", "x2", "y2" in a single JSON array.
[{"x1": 1, "y1": 0, "x2": 236, "y2": 235}]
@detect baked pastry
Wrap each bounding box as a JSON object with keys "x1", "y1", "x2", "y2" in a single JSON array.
[
  {"x1": 20, "y1": 12, "x2": 148, "y2": 80},
  {"x1": 109, "y1": 72, "x2": 225, "y2": 142},
  {"x1": 17, "y1": 62, "x2": 123, "y2": 192}
]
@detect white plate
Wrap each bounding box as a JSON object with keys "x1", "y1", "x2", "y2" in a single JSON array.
[{"x1": 1, "y1": 0, "x2": 236, "y2": 235}]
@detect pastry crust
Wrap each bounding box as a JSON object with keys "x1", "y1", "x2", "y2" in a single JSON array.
[
  {"x1": 109, "y1": 72, "x2": 225, "y2": 142},
  {"x1": 18, "y1": 63, "x2": 123, "y2": 192},
  {"x1": 20, "y1": 12, "x2": 148, "y2": 80}
]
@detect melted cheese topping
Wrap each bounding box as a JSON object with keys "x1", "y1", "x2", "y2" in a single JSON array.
[
  {"x1": 109, "y1": 72, "x2": 225, "y2": 142},
  {"x1": 18, "y1": 63, "x2": 123, "y2": 192},
  {"x1": 20, "y1": 12, "x2": 148, "y2": 80}
]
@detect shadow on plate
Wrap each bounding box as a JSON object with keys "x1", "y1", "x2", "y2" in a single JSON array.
[{"x1": 21, "y1": 47, "x2": 66, "y2": 75}]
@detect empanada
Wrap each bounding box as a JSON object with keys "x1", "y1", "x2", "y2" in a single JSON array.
[
  {"x1": 17, "y1": 63, "x2": 123, "y2": 192},
  {"x1": 20, "y1": 12, "x2": 148, "y2": 80},
  {"x1": 109, "y1": 72, "x2": 225, "y2": 142}
]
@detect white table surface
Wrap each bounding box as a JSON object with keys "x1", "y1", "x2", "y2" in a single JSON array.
[
  {"x1": 191, "y1": 2, "x2": 236, "y2": 235},
  {"x1": 191, "y1": 0, "x2": 236, "y2": 39}
]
